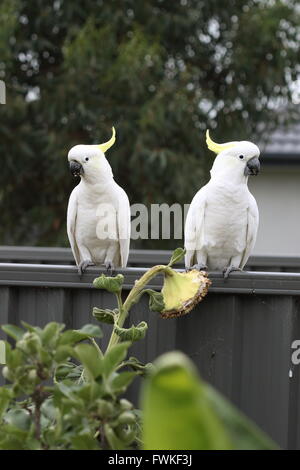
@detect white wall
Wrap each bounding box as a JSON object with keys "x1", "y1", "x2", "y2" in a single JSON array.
[{"x1": 249, "y1": 166, "x2": 300, "y2": 256}]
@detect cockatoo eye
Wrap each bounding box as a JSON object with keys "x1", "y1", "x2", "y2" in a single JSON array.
[
  {"x1": 85, "y1": 157, "x2": 89, "y2": 162},
  {"x1": 239, "y1": 155, "x2": 244, "y2": 160}
]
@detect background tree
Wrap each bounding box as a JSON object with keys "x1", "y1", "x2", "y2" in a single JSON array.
[{"x1": 0, "y1": 0, "x2": 299, "y2": 248}]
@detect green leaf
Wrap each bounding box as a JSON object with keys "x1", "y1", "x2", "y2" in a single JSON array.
[
  {"x1": 41, "y1": 322, "x2": 65, "y2": 347},
  {"x1": 0, "y1": 425, "x2": 30, "y2": 450},
  {"x1": 93, "y1": 307, "x2": 117, "y2": 324},
  {"x1": 21, "y1": 322, "x2": 43, "y2": 335},
  {"x1": 4, "y1": 409, "x2": 31, "y2": 431},
  {"x1": 79, "y1": 324, "x2": 103, "y2": 338},
  {"x1": 125, "y1": 357, "x2": 154, "y2": 374},
  {"x1": 93, "y1": 274, "x2": 124, "y2": 293},
  {"x1": 4, "y1": 347, "x2": 24, "y2": 369},
  {"x1": 167, "y1": 247, "x2": 186, "y2": 266},
  {"x1": 54, "y1": 362, "x2": 83, "y2": 381},
  {"x1": 0, "y1": 387, "x2": 13, "y2": 418},
  {"x1": 75, "y1": 343, "x2": 103, "y2": 379},
  {"x1": 41, "y1": 398, "x2": 58, "y2": 422},
  {"x1": 58, "y1": 331, "x2": 87, "y2": 346},
  {"x1": 145, "y1": 289, "x2": 165, "y2": 313},
  {"x1": 141, "y1": 351, "x2": 278, "y2": 450},
  {"x1": 55, "y1": 381, "x2": 78, "y2": 401},
  {"x1": 0, "y1": 340, "x2": 5, "y2": 364},
  {"x1": 141, "y1": 351, "x2": 233, "y2": 450},
  {"x1": 54, "y1": 345, "x2": 73, "y2": 363},
  {"x1": 104, "y1": 424, "x2": 126, "y2": 450},
  {"x1": 204, "y1": 385, "x2": 279, "y2": 450},
  {"x1": 103, "y1": 342, "x2": 131, "y2": 377},
  {"x1": 58, "y1": 324, "x2": 103, "y2": 346},
  {"x1": 114, "y1": 321, "x2": 148, "y2": 342},
  {"x1": 1, "y1": 325, "x2": 24, "y2": 341},
  {"x1": 71, "y1": 433, "x2": 100, "y2": 450},
  {"x1": 76, "y1": 381, "x2": 104, "y2": 402},
  {"x1": 110, "y1": 371, "x2": 136, "y2": 392}
]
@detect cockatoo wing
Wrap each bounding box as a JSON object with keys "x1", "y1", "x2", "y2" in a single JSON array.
[
  {"x1": 184, "y1": 188, "x2": 207, "y2": 269},
  {"x1": 67, "y1": 188, "x2": 81, "y2": 266},
  {"x1": 240, "y1": 194, "x2": 259, "y2": 269},
  {"x1": 117, "y1": 189, "x2": 131, "y2": 268}
]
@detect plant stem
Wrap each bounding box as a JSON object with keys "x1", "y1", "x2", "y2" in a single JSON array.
[
  {"x1": 105, "y1": 265, "x2": 173, "y2": 352},
  {"x1": 33, "y1": 385, "x2": 43, "y2": 443},
  {"x1": 106, "y1": 291, "x2": 123, "y2": 351},
  {"x1": 90, "y1": 338, "x2": 103, "y2": 358}
]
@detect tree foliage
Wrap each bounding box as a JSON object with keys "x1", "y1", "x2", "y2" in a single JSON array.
[{"x1": 0, "y1": 0, "x2": 299, "y2": 247}]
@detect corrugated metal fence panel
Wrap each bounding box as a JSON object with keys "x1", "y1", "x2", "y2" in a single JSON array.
[
  {"x1": 1, "y1": 246, "x2": 300, "y2": 271},
  {"x1": 1, "y1": 263, "x2": 300, "y2": 448}
]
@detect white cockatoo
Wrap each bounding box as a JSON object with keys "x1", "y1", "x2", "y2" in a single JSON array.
[
  {"x1": 67, "y1": 127, "x2": 131, "y2": 275},
  {"x1": 185, "y1": 130, "x2": 260, "y2": 278}
]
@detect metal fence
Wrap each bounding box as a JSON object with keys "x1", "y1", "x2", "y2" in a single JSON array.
[
  {"x1": 1, "y1": 258, "x2": 300, "y2": 449},
  {"x1": 1, "y1": 245, "x2": 300, "y2": 271}
]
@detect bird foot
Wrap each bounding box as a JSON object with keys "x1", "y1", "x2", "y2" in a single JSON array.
[
  {"x1": 223, "y1": 266, "x2": 242, "y2": 279},
  {"x1": 78, "y1": 260, "x2": 95, "y2": 276},
  {"x1": 189, "y1": 263, "x2": 208, "y2": 272},
  {"x1": 103, "y1": 261, "x2": 115, "y2": 276}
]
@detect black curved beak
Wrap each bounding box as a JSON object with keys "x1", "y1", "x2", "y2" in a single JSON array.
[
  {"x1": 245, "y1": 157, "x2": 260, "y2": 176},
  {"x1": 69, "y1": 161, "x2": 84, "y2": 177}
]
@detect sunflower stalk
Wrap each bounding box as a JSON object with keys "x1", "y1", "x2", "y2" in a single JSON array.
[
  {"x1": 92, "y1": 248, "x2": 211, "y2": 353},
  {"x1": 106, "y1": 265, "x2": 174, "y2": 352}
]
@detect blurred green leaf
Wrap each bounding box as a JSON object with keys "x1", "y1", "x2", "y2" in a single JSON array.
[
  {"x1": 21, "y1": 322, "x2": 43, "y2": 335},
  {"x1": 110, "y1": 372, "x2": 136, "y2": 393},
  {"x1": 75, "y1": 343, "x2": 103, "y2": 379},
  {"x1": 71, "y1": 433, "x2": 100, "y2": 450},
  {"x1": 54, "y1": 345, "x2": 73, "y2": 363},
  {"x1": 78, "y1": 324, "x2": 103, "y2": 339},
  {"x1": 0, "y1": 387, "x2": 13, "y2": 418},
  {"x1": 41, "y1": 322, "x2": 65, "y2": 348},
  {"x1": 58, "y1": 324, "x2": 102, "y2": 346},
  {"x1": 204, "y1": 385, "x2": 278, "y2": 450},
  {"x1": 1, "y1": 325, "x2": 24, "y2": 341},
  {"x1": 142, "y1": 351, "x2": 278, "y2": 450},
  {"x1": 4, "y1": 409, "x2": 31, "y2": 431},
  {"x1": 104, "y1": 424, "x2": 126, "y2": 450},
  {"x1": 0, "y1": 425, "x2": 35, "y2": 450},
  {"x1": 54, "y1": 362, "x2": 83, "y2": 381},
  {"x1": 141, "y1": 351, "x2": 232, "y2": 450},
  {"x1": 102, "y1": 342, "x2": 131, "y2": 378}
]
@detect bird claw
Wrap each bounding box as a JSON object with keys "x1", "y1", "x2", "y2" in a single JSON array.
[
  {"x1": 223, "y1": 266, "x2": 242, "y2": 279},
  {"x1": 78, "y1": 260, "x2": 95, "y2": 276},
  {"x1": 104, "y1": 261, "x2": 115, "y2": 276}
]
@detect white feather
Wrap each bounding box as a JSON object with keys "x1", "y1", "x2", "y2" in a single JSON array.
[{"x1": 67, "y1": 188, "x2": 81, "y2": 266}]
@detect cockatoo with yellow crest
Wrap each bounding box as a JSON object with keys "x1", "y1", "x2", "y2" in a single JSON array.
[
  {"x1": 184, "y1": 130, "x2": 260, "y2": 278},
  {"x1": 67, "y1": 127, "x2": 130, "y2": 275}
]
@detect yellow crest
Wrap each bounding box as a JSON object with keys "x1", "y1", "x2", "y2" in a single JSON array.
[
  {"x1": 98, "y1": 127, "x2": 116, "y2": 153},
  {"x1": 206, "y1": 130, "x2": 236, "y2": 154}
]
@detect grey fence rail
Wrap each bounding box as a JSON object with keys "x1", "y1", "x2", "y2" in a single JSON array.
[
  {"x1": 1, "y1": 245, "x2": 300, "y2": 271},
  {"x1": 0, "y1": 261, "x2": 300, "y2": 449}
]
